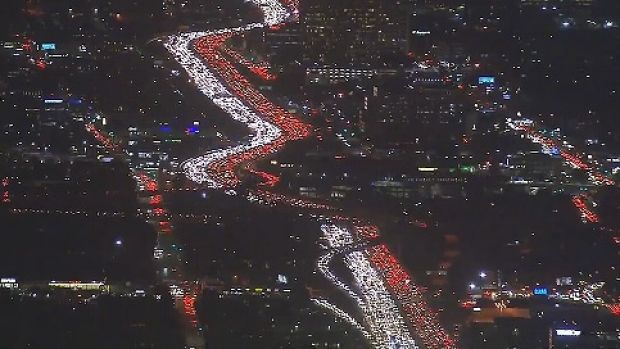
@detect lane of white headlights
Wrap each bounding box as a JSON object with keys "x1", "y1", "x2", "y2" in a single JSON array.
[
  {"x1": 320, "y1": 223, "x2": 418, "y2": 349},
  {"x1": 244, "y1": 0, "x2": 290, "y2": 26},
  {"x1": 164, "y1": 0, "x2": 288, "y2": 188},
  {"x1": 164, "y1": 28, "x2": 279, "y2": 188},
  {"x1": 311, "y1": 298, "x2": 371, "y2": 340}
]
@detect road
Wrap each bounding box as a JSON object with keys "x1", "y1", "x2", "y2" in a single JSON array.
[
  {"x1": 164, "y1": 1, "x2": 457, "y2": 348},
  {"x1": 508, "y1": 118, "x2": 616, "y2": 224}
]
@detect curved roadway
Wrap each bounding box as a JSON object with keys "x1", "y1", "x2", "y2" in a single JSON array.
[{"x1": 164, "y1": 2, "x2": 456, "y2": 349}]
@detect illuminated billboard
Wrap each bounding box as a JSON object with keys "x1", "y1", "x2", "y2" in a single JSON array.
[
  {"x1": 478, "y1": 76, "x2": 495, "y2": 85},
  {"x1": 533, "y1": 287, "x2": 548, "y2": 296},
  {"x1": 44, "y1": 99, "x2": 64, "y2": 104},
  {"x1": 556, "y1": 329, "x2": 581, "y2": 337},
  {"x1": 41, "y1": 43, "x2": 56, "y2": 51}
]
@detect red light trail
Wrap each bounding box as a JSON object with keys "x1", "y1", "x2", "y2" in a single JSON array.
[
  {"x1": 508, "y1": 119, "x2": 615, "y2": 226},
  {"x1": 368, "y1": 245, "x2": 457, "y2": 349},
  {"x1": 2, "y1": 177, "x2": 10, "y2": 204},
  {"x1": 608, "y1": 304, "x2": 620, "y2": 316},
  {"x1": 220, "y1": 45, "x2": 277, "y2": 81},
  {"x1": 571, "y1": 194, "x2": 600, "y2": 223},
  {"x1": 165, "y1": 1, "x2": 458, "y2": 347}
]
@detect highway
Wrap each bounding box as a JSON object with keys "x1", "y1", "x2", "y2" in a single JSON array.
[
  {"x1": 164, "y1": 1, "x2": 456, "y2": 348},
  {"x1": 507, "y1": 118, "x2": 616, "y2": 224}
]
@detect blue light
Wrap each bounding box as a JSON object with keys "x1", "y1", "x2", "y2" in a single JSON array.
[
  {"x1": 533, "y1": 287, "x2": 548, "y2": 296},
  {"x1": 186, "y1": 126, "x2": 200, "y2": 135},
  {"x1": 478, "y1": 76, "x2": 495, "y2": 85},
  {"x1": 68, "y1": 98, "x2": 82, "y2": 106},
  {"x1": 41, "y1": 43, "x2": 56, "y2": 51}
]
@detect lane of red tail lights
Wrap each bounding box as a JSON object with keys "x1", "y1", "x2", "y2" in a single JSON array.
[
  {"x1": 331, "y1": 215, "x2": 382, "y2": 240},
  {"x1": 220, "y1": 45, "x2": 277, "y2": 81},
  {"x1": 2, "y1": 177, "x2": 10, "y2": 204},
  {"x1": 368, "y1": 244, "x2": 457, "y2": 349},
  {"x1": 192, "y1": 34, "x2": 310, "y2": 188},
  {"x1": 243, "y1": 163, "x2": 281, "y2": 187},
  {"x1": 85, "y1": 123, "x2": 122, "y2": 153},
  {"x1": 513, "y1": 123, "x2": 615, "y2": 186},
  {"x1": 183, "y1": 294, "x2": 199, "y2": 327},
  {"x1": 509, "y1": 120, "x2": 615, "y2": 227},
  {"x1": 84, "y1": 123, "x2": 171, "y2": 231},
  {"x1": 608, "y1": 304, "x2": 620, "y2": 316},
  {"x1": 135, "y1": 171, "x2": 172, "y2": 233},
  {"x1": 572, "y1": 194, "x2": 600, "y2": 223},
  {"x1": 353, "y1": 224, "x2": 381, "y2": 240}
]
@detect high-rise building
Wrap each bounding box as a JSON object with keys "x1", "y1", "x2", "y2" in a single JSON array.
[{"x1": 301, "y1": 0, "x2": 408, "y2": 66}]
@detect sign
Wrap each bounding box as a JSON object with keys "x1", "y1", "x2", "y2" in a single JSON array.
[
  {"x1": 44, "y1": 99, "x2": 64, "y2": 104},
  {"x1": 556, "y1": 329, "x2": 581, "y2": 337},
  {"x1": 478, "y1": 76, "x2": 495, "y2": 85},
  {"x1": 533, "y1": 287, "x2": 548, "y2": 296},
  {"x1": 41, "y1": 43, "x2": 56, "y2": 51}
]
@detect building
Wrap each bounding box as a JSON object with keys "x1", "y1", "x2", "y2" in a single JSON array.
[{"x1": 302, "y1": 0, "x2": 408, "y2": 66}]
